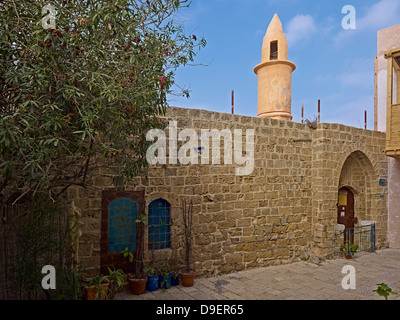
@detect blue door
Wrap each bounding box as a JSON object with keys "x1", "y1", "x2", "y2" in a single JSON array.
[{"x1": 101, "y1": 191, "x2": 144, "y2": 274}]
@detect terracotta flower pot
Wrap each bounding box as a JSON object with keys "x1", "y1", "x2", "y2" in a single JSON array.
[
  {"x1": 344, "y1": 253, "x2": 353, "y2": 259},
  {"x1": 84, "y1": 283, "x2": 109, "y2": 300},
  {"x1": 180, "y1": 271, "x2": 196, "y2": 287},
  {"x1": 129, "y1": 277, "x2": 147, "y2": 295}
]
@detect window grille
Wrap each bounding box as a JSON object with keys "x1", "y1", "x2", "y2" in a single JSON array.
[
  {"x1": 108, "y1": 198, "x2": 138, "y2": 253},
  {"x1": 148, "y1": 199, "x2": 171, "y2": 250}
]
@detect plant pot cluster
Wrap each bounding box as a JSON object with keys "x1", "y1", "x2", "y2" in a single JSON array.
[
  {"x1": 125, "y1": 199, "x2": 196, "y2": 295},
  {"x1": 128, "y1": 268, "x2": 196, "y2": 295},
  {"x1": 83, "y1": 198, "x2": 197, "y2": 299},
  {"x1": 146, "y1": 272, "x2": 176, "y2": 291}
]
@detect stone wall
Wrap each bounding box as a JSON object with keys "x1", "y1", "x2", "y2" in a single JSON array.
[{"x1": 71, "y1": 106, "x2": 388, "y2": 276}]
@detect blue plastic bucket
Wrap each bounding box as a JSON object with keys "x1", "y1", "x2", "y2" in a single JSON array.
[
  {"x1": 171, "y1": 274, "x2": 179, "y2": 286},
  {"x1": 146, "y1": 275, "x2": 159, "y2": 292}
]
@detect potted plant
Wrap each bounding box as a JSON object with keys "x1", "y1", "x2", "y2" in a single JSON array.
[
  {"x1": 171, "y1": 270, "x2": 180, "y2": 286},
  {"x1": 122, "y1": 248, "x2": 147, "y2": 295},
  {"x1": 170, "y1": 258, "x2": 181, "y2": 286},
  {"x1": 144, "y1": 262, "x2": 159, "y2": 292},
  {"x1": 158, "y1": 260, "x2": 172, "y2": 289},
  {"x1": 83, "y1": 275, "x2": 109, "y2": 300},
  {"x1": 341, "y1": 243, "x2": 358, "y2": 259},
  {"x1": 106, "y1": 268, "x2": 126, "y2": 299},
  {"x1": 83, "y1": 268, "x2": 124, "y2": 300},
  {"x1": 121, "y1": 213, "x2": 148, "y2": 295},
  {"x1": 180, "y1": 199, "x2": 196, "y2": 287}
]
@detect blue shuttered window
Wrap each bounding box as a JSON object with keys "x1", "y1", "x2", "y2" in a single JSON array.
[
  {"x1": 108, "y1": 198, "x2": 138, "y2": 253},
  {"x1": 148, "y1": 199, "x2": 171, "y2": 250}
]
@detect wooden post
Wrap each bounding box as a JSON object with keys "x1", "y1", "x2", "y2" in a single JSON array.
[
  {"x1": 301, "y1": 104, "x2": 304, "y2": 124},
  {"x1": 318, "y1": 100, "x2": 320, "y2": 123}
]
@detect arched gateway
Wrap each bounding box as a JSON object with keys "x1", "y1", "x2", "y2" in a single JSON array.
[{"x1": 336, "y1": 150, "x2": 379, "y2": 252}]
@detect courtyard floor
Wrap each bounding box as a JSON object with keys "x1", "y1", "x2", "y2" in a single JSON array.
[{"x1": 116, "y1": 248, "x2": 400, "y2": 300}]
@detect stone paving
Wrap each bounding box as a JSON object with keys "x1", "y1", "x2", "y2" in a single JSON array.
[{"x1": 116, "y1": 248, "x2": 400, "y2": 300}]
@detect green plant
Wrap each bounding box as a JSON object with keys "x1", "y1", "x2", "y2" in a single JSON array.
[
  {"x1": 169, "y1": 257, "x2": 182, "y2": 278},
  {"x1": 106, "y1": 268, "x2": 125, "y2": 298},
  {"x1": 134, "y1": 214, "x2": 146, "y2": 276},
  {"x1": 341, "y1": 243, "x2": 358, "y2": 255},
  {"x1": 350, "y1": 244, "x2": 358, "y2": 254},
  {"x1": 157, "y1": 259, "x2": 171, "y2": 289},
  {"x1": 84, "y1": 275, "x2": 109, "y2": 300},
  {"x1": 121, "y1": 216, "x2": 147, "y2": 278},
  {"x1": 122, "y1": 247, "x2": 134, "y2": 263},
  {"x1": 4, "y1": 196, "x2": 73, "y2": 300},
  {"x1": 84, "y1": 268, "x2": 125, "y2": 300},
  {"x1": 373, "y1": 283, "x2": 398, "y2": 300},
  {"x1": 121, "y1": 247, "x2": 145, "y2": 280},
  {"x1": 0, "y1": 0, "x2": 206, "y2": 202},
  {"x1": 52, "y1": 266, "x2": 82, "y2": 300},
  {"x1": 158, "y1": 260, "x2": 170, "y2": 273},
  {"x1": 144, "y1": 262, "x2": 158, "y2": 277},
  {"x1": 135, "y1": 214, "x2": 147, "y2": 225}
]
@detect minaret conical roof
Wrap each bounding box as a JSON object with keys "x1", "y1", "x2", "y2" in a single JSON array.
[
  {"x1": 266, "y1": 14, "x2": 284, "y2": 35},
  {"x1": 261, "y1": 13, "x2": 288, "y2": 61}
]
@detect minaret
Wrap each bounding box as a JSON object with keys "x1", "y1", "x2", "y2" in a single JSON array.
[{"x1": 254, "y1": 14, "x2": 296, "y2": 120}]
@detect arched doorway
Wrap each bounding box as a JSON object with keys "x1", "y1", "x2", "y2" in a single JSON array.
[
  {"x1": 337, "y1": 187, "x2": 358, "y2": 242},
  {"x1": 337, "y1": 150, "x2": 377, "y2": 228}
]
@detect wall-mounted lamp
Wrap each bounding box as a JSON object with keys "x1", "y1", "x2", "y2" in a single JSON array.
[{"x1": 379, "y1": 179, "x2": 387, "y2": 186}]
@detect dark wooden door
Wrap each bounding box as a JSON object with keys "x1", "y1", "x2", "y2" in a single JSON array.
[
  {"x1": 337, "y1": 187, "x2": 357, "y2": 243},
  {"x1": 100, "y1": 190, "x2": 145, "y2": 274}
]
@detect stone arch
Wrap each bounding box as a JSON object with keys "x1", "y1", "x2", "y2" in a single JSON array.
[
  {"x1": 143, "y1": 193, "x2": 179, "y2": 260},
  {"x1": 335, "y1": 145, "x2": 378, "y2": 186},
  {"x1": 145, "y1": 192, "x2": 179, "y2": 225},
  {"x1": 336, "y1": 148, "x2": 378, "y2": 225},
  {"x1": 145, "y1": 192, "x2": 178, "y2": 209}
]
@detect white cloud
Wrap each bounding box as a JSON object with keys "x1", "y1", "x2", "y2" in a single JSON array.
[
  {"x1": 335, "y1": 0, "x2": 400, "y2": 43},
  {"x1": 285, "y1": 14, "x2": 317, "y2": 47},
  {"x1": 337, "y1": 57, "x2": 375, "y2": 87},
  {"x1": 326, "y1": 94, "x2": 374, "y2": 128},
  {"x1": 338, "y1": 71, "x2": 373, "y2": 87},
  {"x1": 358, "y1": 0, "x2": 400, "y2": 30}
]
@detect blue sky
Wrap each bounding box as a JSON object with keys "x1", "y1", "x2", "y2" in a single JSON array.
[{"x1": 167, "y1": 0, "x2": 400, "y2": 129}]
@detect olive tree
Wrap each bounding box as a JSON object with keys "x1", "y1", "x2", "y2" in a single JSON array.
[{"x1": 0, "y1": 0, "x2": 205, "y2": 201}]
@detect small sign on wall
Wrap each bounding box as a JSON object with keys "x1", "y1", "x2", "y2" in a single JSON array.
[
  {"x1": 379, "y1": 179, "x2": 387, "y2": 186},
  {"x1": 338, "y1": 190, "x2": 347, "y2": 206}
]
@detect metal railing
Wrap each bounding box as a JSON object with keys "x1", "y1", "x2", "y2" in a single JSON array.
[{"x1": 335, "y1": 224, "x2": 375, "y2": 256}]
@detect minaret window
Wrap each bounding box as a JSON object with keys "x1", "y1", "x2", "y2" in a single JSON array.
[{"x1": 270, "y1": 41, "x2": 278, "y2": 60}]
